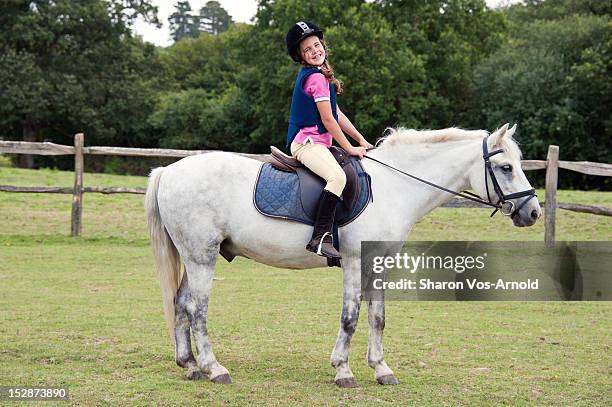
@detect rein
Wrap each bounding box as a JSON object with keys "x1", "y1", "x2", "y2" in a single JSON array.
[{"x1": 363, "y1": 134, "x2": 537, "y2": 218}]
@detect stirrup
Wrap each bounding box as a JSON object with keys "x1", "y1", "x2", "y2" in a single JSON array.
[
  {"x1": 307, "y1": 232, "x2": 341, "y2": 259},
  {"x1": 316, "y1": 232, "x2": 332, "y2": 255}
]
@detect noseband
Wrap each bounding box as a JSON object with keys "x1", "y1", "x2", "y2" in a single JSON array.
[
  {"x1": 364, "y1": 134, "x2": 537, "y2": 218},
  {"x1": 482, "y1": 135, "x2": 536, "y2": 217}
]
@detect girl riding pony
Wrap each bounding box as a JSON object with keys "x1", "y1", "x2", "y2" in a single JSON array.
[{"x1": 285, "y1": 21, "x2": 372, "y2": 260}]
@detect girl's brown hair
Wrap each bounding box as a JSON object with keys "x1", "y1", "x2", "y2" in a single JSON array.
[{"x1": 299, "y1": 39, "x2": 343, "y2": 95}]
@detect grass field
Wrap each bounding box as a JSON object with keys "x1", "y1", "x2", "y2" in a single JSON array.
[{"x1": 0, "y1": 163, "x2": 611, "y2": 406}]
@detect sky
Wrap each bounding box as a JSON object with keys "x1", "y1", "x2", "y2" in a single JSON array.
[{"x1": 133, "y1": 0, "x2": 520, "y2": 47}]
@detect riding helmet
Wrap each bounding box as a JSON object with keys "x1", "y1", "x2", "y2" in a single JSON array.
[{"x1": 285, "y1": 21, "x2": 324, "y2": 62}]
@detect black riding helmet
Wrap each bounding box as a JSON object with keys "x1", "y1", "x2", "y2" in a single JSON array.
[{"x1": 285, "y1": 21, "x2": 324, "y2": 62}]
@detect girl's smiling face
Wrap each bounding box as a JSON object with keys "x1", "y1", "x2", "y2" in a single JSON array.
[{"x1": 299, "y1": 36, "x2": 325, "y2": 66}]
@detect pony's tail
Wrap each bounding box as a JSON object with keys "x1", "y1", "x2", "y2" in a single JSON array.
[{"x1": 145, "y1": 167, "x2": 182, "y2": 342}]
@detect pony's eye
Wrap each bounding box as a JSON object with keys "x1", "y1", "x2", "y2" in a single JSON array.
[{"x1": 501, "y1": 164, "x2": 513, "y2": 173}]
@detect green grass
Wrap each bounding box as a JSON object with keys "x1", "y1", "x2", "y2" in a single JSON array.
[
  {"x1": 1, "y1": 165, "x2": 611, "y2": 406},
  {"x1": 0, "y1": 154, "x2": 11, "y2": 167}
]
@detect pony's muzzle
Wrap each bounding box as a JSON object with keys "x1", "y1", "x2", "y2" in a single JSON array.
[{"x1": 511, "y1": 198, "x2": 541, "y2": 227}]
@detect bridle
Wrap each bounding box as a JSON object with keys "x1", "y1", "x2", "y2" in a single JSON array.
[
  {"x1": 363, "y1": 134, "x2": 537, "y2": 218},
  {"x1": 481, "y1": 135, "x2": 536, "y2": 217}
]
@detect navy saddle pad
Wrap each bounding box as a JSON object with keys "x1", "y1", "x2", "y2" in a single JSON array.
[{"x1": 253, "y1": 152, "x2": 372, "y2": 226}]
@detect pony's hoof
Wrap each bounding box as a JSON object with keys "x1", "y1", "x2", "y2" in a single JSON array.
[
  {"x1": 377, "y1": 374, "x2": 399, "y2": 385},
  {"x1": 335, "y1": 377, "x2": 359, "y2": 388},
  {"x1": 185, "y1": 368, "x2": 205, "y2": 381},
  {"x1": 211, "y1": 373, "x2": 233, "y2": 384}
]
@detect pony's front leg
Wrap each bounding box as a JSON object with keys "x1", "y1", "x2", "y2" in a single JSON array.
[
  {"x1": 330, "y1": 258, "x2": 361, "y2": 388},
  {"x1": 183, "y1": 258, "x2": 232, "y2": 384},
  {"x1": 367, "y1": 298, "x2": 399, "y2": 385}
]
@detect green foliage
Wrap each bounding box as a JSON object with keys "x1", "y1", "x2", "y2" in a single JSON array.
[
  {"x1": 0, "y1": 48, "x2": 50, "y2": 128},
  {"x1": 153, "y1": 24, "x2": 254, "y2": 151},
  {"x1": 168, "y1": 1, "x2": 198, "y2": 41},
  {"x1": 149, "y1": 86, "x2": 252, "y2": 152},
  {"x1": 506, "y1": 0, "x2": 611, "y2": 21},
  {"x1": 473, "y1": 15, "x2": 611, "y2": 171},
  {"x1": 198, "y1": 0, "x2": 234, "y2": 35},
  {"x1": 0, "y1": 0, "x2": 163, "y2": 169},
  {"x1": 107, "y1": 0, "x2": 160, "y2": 27},
  {"x1": 376, "y1": 0, "x2": 508, "y2": 127},
  {"x1": 327, "y1": 6, "x2": 427, "y2": 133},
  {"x1": 159, "y1": 25, "x2": 248, "y2": 92},
  {"x1": 169, "y1": 0, "x2": 234, "y2": 41}
]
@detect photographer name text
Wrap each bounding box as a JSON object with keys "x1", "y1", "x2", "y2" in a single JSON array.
[{"x1": 372, "y1": 278, "x2": 539, "y2": 291}]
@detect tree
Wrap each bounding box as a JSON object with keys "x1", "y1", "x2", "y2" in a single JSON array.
[
  {"x1": 505, "y1": 0, "x2": 612, "y2": 21},
  {"x1": 375, "y1": 0, "x2": 508, "y2": 128},
  {"x1": 149, "y1": 86, "x2": 252, "y2": 152},
  {"x1": 169, "y1": 1, "x2": 198, "y2": 42},
  {"x1": 198, "y1": 1, "x2": 233, "y2": 35},
  {"x1": 107, "y1": 0, "x2": 159, "y2": 27},
  {"x1": 0, "y1": 0, "x2": 163, "y2": 168},
  {"x1": 159, "y1": 24, "x2": 246, "y2": 92},
  {"x1": 153, "y1": 24, "x2": 252, "y2": 151},
  {"x1": 473, "y1": 14, "x2": 611, "y2": 183}
]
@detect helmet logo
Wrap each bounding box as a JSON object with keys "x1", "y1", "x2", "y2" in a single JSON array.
[{"x1": 297, "y1": 21, "x2": 313, "y2": 34}]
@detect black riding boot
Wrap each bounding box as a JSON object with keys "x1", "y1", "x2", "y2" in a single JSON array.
[{"x1": 306, "y1": 189, "x2": 342, "y2": 259}]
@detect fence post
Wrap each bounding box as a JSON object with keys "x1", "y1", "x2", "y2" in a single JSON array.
[
  {"x1": 544, "y1": 145, "x2": 559, "y2": 246},
  {"x1": 71, "y1": 133, "x2": 84, "y2": 237}
]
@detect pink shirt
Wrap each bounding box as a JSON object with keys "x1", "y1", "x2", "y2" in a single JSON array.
[{"x1": 293, "y1": 72, "x2": 333, "y2": 147}]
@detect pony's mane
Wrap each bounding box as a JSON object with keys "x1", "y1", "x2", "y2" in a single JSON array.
[{"x1": 376, "y1": 127, "x2": 522, "y2": 161}]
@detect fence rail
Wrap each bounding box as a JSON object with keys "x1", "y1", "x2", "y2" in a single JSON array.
[
  {"x1": 0, "y1": 185, "x2": 146, "y2": 194},
  {"x1": 1, "y1": 134, "x2": 610, "y2": 242},
  {"x1": 4, "y1": 140, "x2": 611, "y2": 175},
  {"x1": 0, "y1": 140, "x2": 269, "y2": 160}
]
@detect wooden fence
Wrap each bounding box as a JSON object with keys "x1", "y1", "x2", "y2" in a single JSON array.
[{"x1": 1, "y1": 134, "x2": 611, "y2": 244}]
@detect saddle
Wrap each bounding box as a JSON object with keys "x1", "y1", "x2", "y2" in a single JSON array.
[{"x1": 253, "y1": 146, "x2": 372, "y2": 227}]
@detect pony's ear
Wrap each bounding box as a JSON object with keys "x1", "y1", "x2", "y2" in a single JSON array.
[
  {"x1": 506, "y1": 123, "x2": 517, "y2": 138},
  {"x1": 492, "y1": 123, "x2": 510, "y2": 144}
]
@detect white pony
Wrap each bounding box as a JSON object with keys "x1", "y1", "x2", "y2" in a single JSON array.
[{"x1": 145, "y1": 124, "x2": 541, "y2": 387}]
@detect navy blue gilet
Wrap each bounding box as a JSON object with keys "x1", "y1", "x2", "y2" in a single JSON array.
[{"x1": 286, "y1": 67, "x2": 338, "y2": 147}]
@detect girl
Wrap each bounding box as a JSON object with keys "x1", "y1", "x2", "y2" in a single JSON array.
[{"x1": 285, "y1": 21, "x2": 373, "y2": 260}]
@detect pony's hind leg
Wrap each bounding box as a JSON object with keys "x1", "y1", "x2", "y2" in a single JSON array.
[
  {"x1": 183, "y1": 257, "x2": 232, "y2": 384},
  {"x1": 174, "y1": 273, "x2": 203, "y2": 380},
  {"x1": 367, "y1": 299, "x2": 399, "y2": 385}
]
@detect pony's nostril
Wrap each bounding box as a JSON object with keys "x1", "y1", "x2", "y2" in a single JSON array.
[{"x1": 531, "y1": 209, "x2": 539, "y2": 220}]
